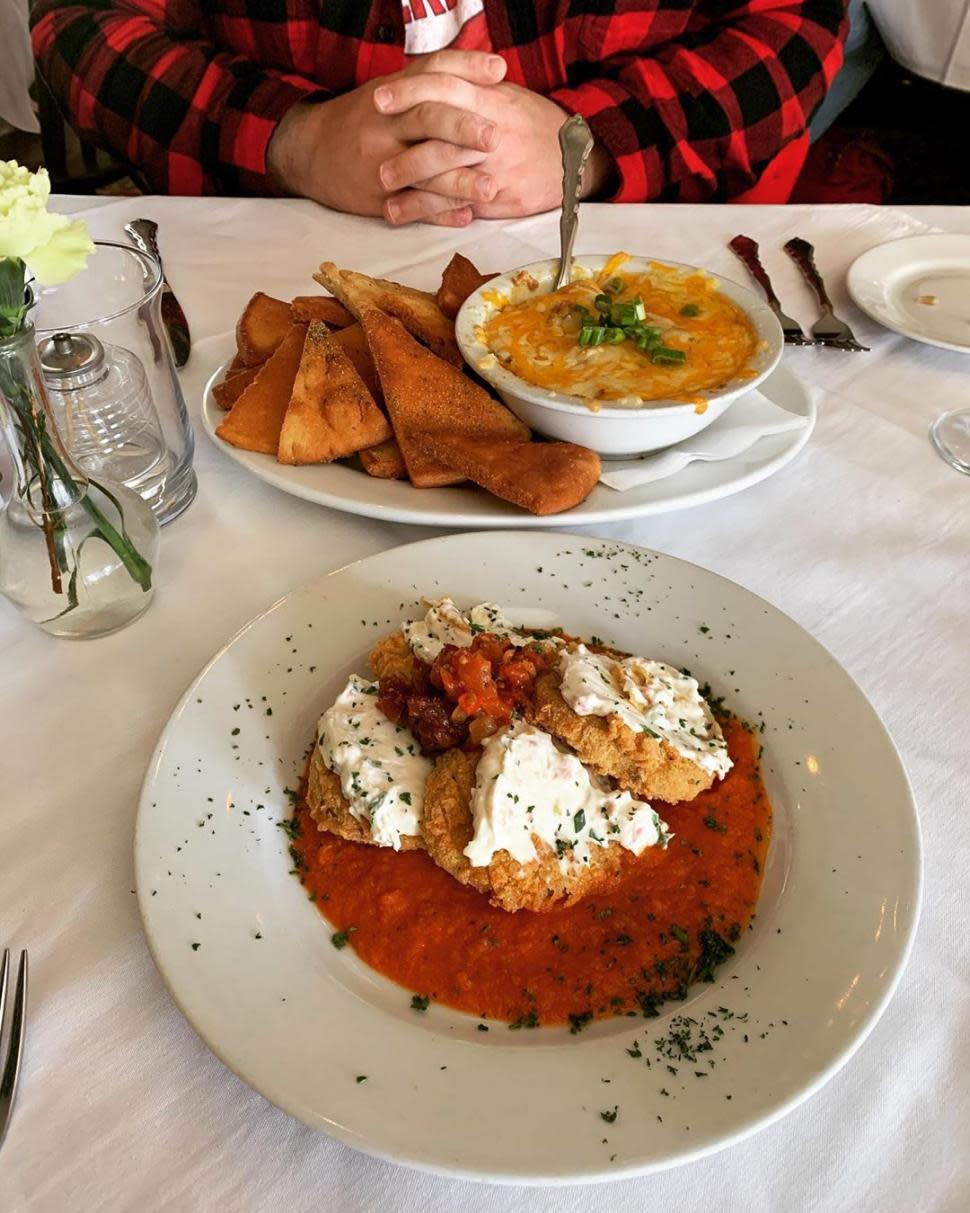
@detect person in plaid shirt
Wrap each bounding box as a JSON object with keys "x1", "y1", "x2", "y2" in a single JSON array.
[{"x1": 31, "y1": 1, "x2": 848, "y2": 227}]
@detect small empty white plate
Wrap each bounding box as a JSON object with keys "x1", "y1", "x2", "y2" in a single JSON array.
[{"x1": 847, "y1": 233, "x2": 970, "y2": 353}]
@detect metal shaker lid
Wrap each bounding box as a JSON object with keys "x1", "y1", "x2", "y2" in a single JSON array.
[{"x1": 37, "y1": 331, "x2": 108, "y2": 390}]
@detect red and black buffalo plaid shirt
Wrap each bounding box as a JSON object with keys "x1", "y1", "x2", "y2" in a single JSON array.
[{"x1": 31, "y1": 1, "x2": 848, "y2": 202}]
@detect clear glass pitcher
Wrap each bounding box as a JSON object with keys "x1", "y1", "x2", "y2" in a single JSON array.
[{"x1": 31, "y1": 241, "x2": 197, "y2": 524}]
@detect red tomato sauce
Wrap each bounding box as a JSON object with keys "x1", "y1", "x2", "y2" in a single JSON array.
[{"x1": 291, "y1": 717, "x2": 771, "y2": 1027}]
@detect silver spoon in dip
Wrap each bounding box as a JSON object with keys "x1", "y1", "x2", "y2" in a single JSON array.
[{"x1": 555, "y1": 115, "x2": 595, "y2": 291}]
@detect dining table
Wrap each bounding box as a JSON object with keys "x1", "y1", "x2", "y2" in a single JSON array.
[{"x1": 0, "y1": 195, "x2": 967, "y2": 1213}]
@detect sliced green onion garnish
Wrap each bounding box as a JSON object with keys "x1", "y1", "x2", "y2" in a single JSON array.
[
  {"x1": 652, "y1": 346, "x2": 687, "y2": 364},
  {"x1": 580, "y1": 325, "x2": 610, "y2": 346},
  {"x1": 680, "y1": 303, "x2": 701, "y2": 317},
  {"x1": 594, "y1": 294, "x2": 613, "y2": 315},
  {"x1": 606, "y1": 327, "x2": 626, "y2": 343},
  {"x1": 605, "y1": 277, "x2": 625, "y2": 293}
]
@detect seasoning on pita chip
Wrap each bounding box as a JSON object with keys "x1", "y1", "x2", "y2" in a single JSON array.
[
  {"x1": 216, "y1": 324, "x2": 307, "y2": 454},
  {"x1": 359, "y1": 439, "x2": 408, "y2": 480},
  {"x1": 212, "y1": 365, "x2": 260, "y2": 410},
  {"x1": 290, "y1": 296, "x2": 354, "y2": 328},
  {"x1": 235, "y1": 292, "x2": 293, "y2": 365},
  {"x1": 278, "y1": 321, "x2": 391, "y2": 465},
  {"x1": 436, "y1": 253, "x2": 497, "y2": 320},
  {"x1": 360, "y1": 309, "x2": 528, "y2": 489},
  {"x1": 315, "y1": 262, "x2": 461, "y2": 365},
  {"x1": 409, "y1": 432, "x2": 601, "y2": 515},
  {"x1": 330, "y1": 322, "x2": 383, "y2": 404}
]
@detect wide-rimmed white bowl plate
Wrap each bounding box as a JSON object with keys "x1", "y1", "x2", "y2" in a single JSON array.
[
  {"x1": 202, "y1": 340, "x2": 814, "y2": 526},
  {"x1": 136, "y1": 532, "x2": 920, "y2": 1184},
  {"x1": 454, "y1": 255, "x2": 784, "y2": 456},
  {"x1": 847, "y1": 233, "x2": 970, "y2": 353}
]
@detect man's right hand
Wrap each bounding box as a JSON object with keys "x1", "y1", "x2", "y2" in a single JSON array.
[{"x1": 267, "y1": 51, "x2": 507, "y2": 225}]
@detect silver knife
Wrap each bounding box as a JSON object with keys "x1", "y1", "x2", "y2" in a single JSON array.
[{"x1": 124, "y1": 218, "x2": 191, "y2": 367}]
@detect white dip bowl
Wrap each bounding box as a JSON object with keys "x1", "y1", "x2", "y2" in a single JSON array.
[{"x1": 455, "y1": 254, "x2": 784, "y2": 457}]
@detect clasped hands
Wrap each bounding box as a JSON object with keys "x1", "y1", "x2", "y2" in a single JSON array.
[{"x1": 268, "y1": 50, "x2": 609, "y2": 226}]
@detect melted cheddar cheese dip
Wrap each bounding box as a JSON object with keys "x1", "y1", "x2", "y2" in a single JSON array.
[{"x1": 481, "y1": 254, "x2": 761, "y2": 409}]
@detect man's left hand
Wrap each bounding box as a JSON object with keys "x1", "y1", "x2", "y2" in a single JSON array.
[{"x1": 374, "y1": 78, "x2": 611, "y2": 225}]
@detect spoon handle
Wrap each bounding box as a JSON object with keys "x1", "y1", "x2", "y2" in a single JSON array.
[{"x1": 556, "y1": 115, "x2": 594, "y2": 290}]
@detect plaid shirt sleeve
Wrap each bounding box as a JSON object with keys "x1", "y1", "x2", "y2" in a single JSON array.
[
  {"x1": 30, "y1": 1, "x2": 325, "y2": 195},
  {"x1": 548, "y1": 1, "x2": 849, "y2": 202}
]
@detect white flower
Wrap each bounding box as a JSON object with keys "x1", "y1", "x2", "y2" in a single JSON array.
[{"x1": 0, "y1": 161, "x2": 93, "y2": 284}]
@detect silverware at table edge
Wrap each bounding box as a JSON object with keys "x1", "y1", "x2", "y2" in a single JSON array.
[
  {"x1": 555, "y1": 115, "x2": 595, "y2": 290},
  {"x1": 0, "y1": 948, "x2": 28, "y2": 1153},
  {"x1": 784, "y1": 237, "x2": 870, "y2": 352},
  {"x1": 728, "y1": 235, "x2": 815, "y2": 346},
  {"x1": 124, "y1": 219, "x2": 192, "y2": 368}
]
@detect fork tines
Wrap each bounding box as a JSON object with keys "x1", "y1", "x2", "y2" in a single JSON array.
[{"x1": 0, "y1": 948, "x2": 28, "y2": 1152}]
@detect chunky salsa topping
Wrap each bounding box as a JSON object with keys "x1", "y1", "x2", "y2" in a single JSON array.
[{"x1": 376, "y1": 633, "x2": 555, "y2": 754}]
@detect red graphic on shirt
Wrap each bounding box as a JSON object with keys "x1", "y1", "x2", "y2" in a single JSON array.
[{"x1": 402, "y1": 3, "x2": 492, "y2": 55}]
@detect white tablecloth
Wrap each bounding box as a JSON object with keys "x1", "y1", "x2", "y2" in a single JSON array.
[{"x1": 1, "y1": 199, "x2": 967, "y2": 1213}]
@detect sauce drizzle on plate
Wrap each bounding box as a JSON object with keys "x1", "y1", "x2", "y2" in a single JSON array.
[{"x1": 292, "y1": 716, "x2": 771, "y2": 1027}]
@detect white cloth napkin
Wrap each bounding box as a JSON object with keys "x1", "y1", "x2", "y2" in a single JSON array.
[{"x1": 598, "y1": 389, "x2": 810, "y2": 490}]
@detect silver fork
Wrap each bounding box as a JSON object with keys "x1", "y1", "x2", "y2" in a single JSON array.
[
  {"x1": 784, "y1": 238, "x2": 870, "y2": 352},
  {"x1": 0, "y1": 949, "x2": 28, "y2": 1152},
  {"x1": 729, "y1": 235, "x2": 816, "y2": 345}
]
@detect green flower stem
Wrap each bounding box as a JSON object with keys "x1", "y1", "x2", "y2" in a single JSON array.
[
  {"x1": 0, "y1": 330, "x2": 153, "y2": 598},
  {"x1": 40, "y1": 435, "x2": 153, "y2": 591}
]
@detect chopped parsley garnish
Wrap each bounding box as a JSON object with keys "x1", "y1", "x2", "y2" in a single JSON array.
[
  {"x1": 410, "y1": 994, "x2": 431, "y2": 1012},
  {"x1": 355, "y1": 1075, "x2": 367, "y2": 1083},
  {"x1": 399, "y1": 792, "x2": 412, "y2": 805},
  {"x1": 276, "y1": 817, "x2": 301, "y2": 840},
  {"x1": 509, "y1": 1011, "x2": 540, "y2": 1030},
  {"x1": 573, "y1": 809, "x2": 586, "y2": 833},
  {"x1": 331, "y1": 926, "x2": 358, "y2": 950},
  {"x1": 600, "y1": 1106, "x2": 618, "y2": 1124},
  {"x1": 670, "y1": 924, "x2": 690, "y2": 948},
  {"x1": 704, "y1": 815, "x2": 727, "y2": 833},
  {"x1": 569, "y1": 1010, "x2": 593, "y2": 1034}
]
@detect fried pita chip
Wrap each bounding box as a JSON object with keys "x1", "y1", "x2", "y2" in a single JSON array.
[
  {"x1": 228, "y1": 351, "x2": 249, "y2": 374},
  {"x1": 331, "y1": 322, "x2": 383, "y2": 403},
  {"x1": 360, "y1": 309, "x2": 529, "y2": 488},
  {"x1": 235, "y1": 292, "x2": 293, "y2": 365},
  {"x1": 315, "y1": 262, "x2": 461, "y2": 365},
  {"x1": 278, "y1": 321, "x2": 391, "y2": 465},
  {"x1": 409, "y1": 432, "x2": 601, "y2": 515},
  {"x1": 216, "y1": 324, "x2": 307, "y2": 454},
  {"x1": 290, "y1": 295, "x2": 354, "y2": 328},
  {"x1": 436, "y1": 253, "x2": 498, "y2": 320},
  {"x1": 359, "y1": 439, "x2": 407, "y2": 480},
  {"x1": 212, "y1": 365, "x2": 260, "y2": 410}
]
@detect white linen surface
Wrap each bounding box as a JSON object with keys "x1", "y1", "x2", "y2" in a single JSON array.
[
  {"x1": 1, "y1": 200, "x2": 968, "y2": 1213},
  {"x1": 598, "y1": 389, "x2": 811, "y2": 490}
]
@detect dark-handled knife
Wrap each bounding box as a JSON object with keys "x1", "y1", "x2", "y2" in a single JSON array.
[{"x1": 124, "y1": 218, "x2": 191, "y2": 367}]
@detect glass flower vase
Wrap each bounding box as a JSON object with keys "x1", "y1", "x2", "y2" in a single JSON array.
[{"x1": 0, "y1": 324, "x2": 159, "y2": 638}]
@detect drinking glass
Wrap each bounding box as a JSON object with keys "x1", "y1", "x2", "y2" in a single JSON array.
[
  {"x1": 931, "y1": 409, "x2": 970, "y2": 475},
  {"x1": 31, "y1": 241, "x2": 197, "y2": 523}
]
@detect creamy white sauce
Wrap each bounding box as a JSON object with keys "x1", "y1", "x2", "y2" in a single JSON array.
[
  {"x1": 558, "y1": 646, "x2": 732, "y2": 778},
  {"x1": 318, "y1": 675, "x2": 430, "y2": 850},
  {"x1": 464, "y1": 720, "x2": 669, "y2": 870},
  {"x1": 403, "y1": 597, "x2": 542, "y2": 664}
]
